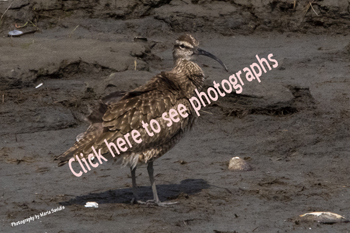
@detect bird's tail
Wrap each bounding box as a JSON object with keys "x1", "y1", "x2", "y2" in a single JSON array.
[
  {"x1": 55, "y1": 123, "x2": 104, "y2": 166},
  {"x1": 55, "y1": 146, "x2": 77, "y2": 167}
]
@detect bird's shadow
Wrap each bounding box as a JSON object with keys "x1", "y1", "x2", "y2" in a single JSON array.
[{"x1": 60, "y1": 179, "x2": 209, "y2": 206}]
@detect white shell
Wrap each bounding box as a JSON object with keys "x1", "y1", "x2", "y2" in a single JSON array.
[
  {"x1": 35, "y1": 83, "x2": 43, "y2": 88},
  {"x1": 85, "y1": 202, "x2": 98, "y2": 208},
  {"x1": 8, "y1": 30, "x2": 23, "y2": 36},
  {"x1": 299, "y1": 212, "x2": 348, "y2": 224},
  {"x1": 228, "y1": 157, "x2": 252, "y2": 171}
]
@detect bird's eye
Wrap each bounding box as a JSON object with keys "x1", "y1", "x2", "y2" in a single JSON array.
[{"x1": 179, "y1": 44, "x2": 185, "y2": 49}]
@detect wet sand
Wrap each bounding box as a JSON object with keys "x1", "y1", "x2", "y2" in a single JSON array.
[{"x1": 1, "y1": 1, "x2": 350, "y2": 232}]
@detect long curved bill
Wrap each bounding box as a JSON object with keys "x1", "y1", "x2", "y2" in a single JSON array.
[{"x1": 196, "y1": 48, "x2": 228, "y2": 72}]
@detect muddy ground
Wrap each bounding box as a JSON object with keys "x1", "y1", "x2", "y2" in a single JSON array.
[{"x1": 1, "y1": 0, "x2": 350, "y2": 232}]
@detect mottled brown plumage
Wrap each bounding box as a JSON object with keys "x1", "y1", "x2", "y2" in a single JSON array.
[{"x1": 55, "y1": 34, "x2": 227, "y2": 205}]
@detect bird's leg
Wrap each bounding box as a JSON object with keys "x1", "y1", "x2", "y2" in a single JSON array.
[
  {"x1": 130, "y1": 166, "x2": 140, "y2": 204},
  {"x1": 146, "y1": 161, "x2": 177, "y2": 206},
  {"x1": 147, "y1": 161, "x2": 160, "y2": 203},
  {"x1": 130, "y1": 164, "x2": 161, "y2": 205},
  {"x1": 130, "y1": 162, "x2": 177, "y2": 206}
]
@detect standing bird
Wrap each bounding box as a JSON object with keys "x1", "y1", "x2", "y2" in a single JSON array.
[{"x1": 55, "y1": 34, "x2": 228, "y2": 206}]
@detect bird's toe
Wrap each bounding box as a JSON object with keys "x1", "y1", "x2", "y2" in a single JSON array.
[{"x1": 132, "y1": 199, "x2": 178, "y2": 207}]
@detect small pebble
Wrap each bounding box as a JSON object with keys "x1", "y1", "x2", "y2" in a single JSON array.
[
  {"x1": 179, "y1": 160, "x2": 186, "y2": 164},
  {"x1": 228, "y1": 157, "x2": 252, "y2": 171}
]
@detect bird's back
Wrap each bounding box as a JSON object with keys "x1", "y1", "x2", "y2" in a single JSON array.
[{"x1": 56, "y1": 63, "x2": 204, "y2": 167}]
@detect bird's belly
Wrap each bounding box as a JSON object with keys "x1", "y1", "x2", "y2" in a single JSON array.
[{"x1": 124, "y1": 127, "x2": 191, "y2": 168}]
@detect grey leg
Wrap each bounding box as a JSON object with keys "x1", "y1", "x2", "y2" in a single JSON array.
[
  {"x1": 130, "y1": 162, "x2": 177, "y2": 206},
  {"x1": 130, "y1": 166, "x2": 140, "y2": 204},
  {"x1": 147, "y1": 161, "x2": 160, "y2": 203},
  {"x1": 146, "y1": 161, "x2": 177, "y2": 206}
]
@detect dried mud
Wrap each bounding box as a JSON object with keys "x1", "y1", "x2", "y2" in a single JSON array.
[{"x1": 1, "y1": 1, "x2": 350, "y2": 233}]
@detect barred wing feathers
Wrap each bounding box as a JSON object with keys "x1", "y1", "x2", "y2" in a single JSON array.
[{"x1": 56, "y1": 71, "x2": 194, "y2": 166}]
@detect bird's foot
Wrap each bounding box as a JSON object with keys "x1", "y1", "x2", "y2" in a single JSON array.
[{"x1": 131, "y1": 198, "x2": 177, "y2": 207}]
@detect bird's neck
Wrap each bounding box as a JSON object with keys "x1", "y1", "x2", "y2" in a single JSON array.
[{"x1": 173, "y1": 58, "x2": 204, "y2": 90}]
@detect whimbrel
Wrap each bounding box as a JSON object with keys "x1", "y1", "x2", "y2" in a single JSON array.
[{"x1": 56, "y1": 34, "x2": 228, "y2": 206}]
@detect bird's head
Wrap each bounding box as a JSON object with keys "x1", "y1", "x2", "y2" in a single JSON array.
[{"x1": 173, "y1": 34, "x2": 228, "y2": 72}]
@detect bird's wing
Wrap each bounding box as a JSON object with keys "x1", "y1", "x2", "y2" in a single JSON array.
[
  {"x1": 98, "y1": 71, "x2": 193, "y2": 152},
  {"x1": 56, "y1": 71, "x2": 194, "y2": 165}
]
